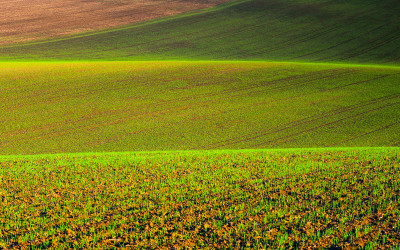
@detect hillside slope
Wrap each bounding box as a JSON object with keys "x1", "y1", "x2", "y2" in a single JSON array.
[
  {"x1": 1, "y1": 0, "x2": 399, "y2": 64},
  {"x1": 0, "y1": 0, "x2": 230, "y2": 45},
  {"x1": 1, "y1": 61, "x2": 399, "y2": 154}
]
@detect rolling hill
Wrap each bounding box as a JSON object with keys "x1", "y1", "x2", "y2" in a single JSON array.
[
  {"x1": 1, "y1": 0, "x2": 400, "y2": 248},
  {"x1": 1, "y1": 0, "x2": 399, "y2": 64},
  {"x1": 0, "y1": 0, "x2": 399, "y2": 154},
  {"x1": 1, "y1": 61, "x2": 399, "y2": 154}
]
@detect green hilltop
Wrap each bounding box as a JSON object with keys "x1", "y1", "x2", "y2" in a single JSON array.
[{"x1": 1, "y1": 0, "x2": 399, "y2": 64}]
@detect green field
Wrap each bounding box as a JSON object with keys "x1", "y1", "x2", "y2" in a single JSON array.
[
  {"x1": 1, "y1": 148, "x2": 399, "y2": 248},
  {"x1": 1, "y1": 0, "x2": 399, "y2": 64},
  {"x1": 1, "y1": 0, "x2": 400, "y2": 248},
  {"x1": 1, "y1": 61, "x2": 399, "y2": 155}
]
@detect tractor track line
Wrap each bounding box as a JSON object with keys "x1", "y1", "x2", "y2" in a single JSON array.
[
  {"x1": 329, "y1": 120, "x2": 400, "y2": 147},
  {"x1": 205, "y1": 93, "x2": 400, "y2": 149},
  {"x1": 256, "y1": 101, "x2": 400, "y2": 148}
]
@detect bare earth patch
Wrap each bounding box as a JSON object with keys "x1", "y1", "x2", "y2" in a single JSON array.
[{"x1": 0, "y1": 0, "x2": 231, "y2": 45}]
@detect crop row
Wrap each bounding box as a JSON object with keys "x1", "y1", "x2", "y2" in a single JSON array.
[{"x1": 1, "y1": 148, "x2": 399, "y2": 248}]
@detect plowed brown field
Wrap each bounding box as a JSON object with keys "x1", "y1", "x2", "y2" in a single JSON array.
[{"x1": 0, "y1": 0, "x2": 230, "y2": 45}]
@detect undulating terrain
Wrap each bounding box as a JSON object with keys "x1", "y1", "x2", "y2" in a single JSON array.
[{"x1": 1, "y1": 0, "x2": 399, "y2": 248}]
